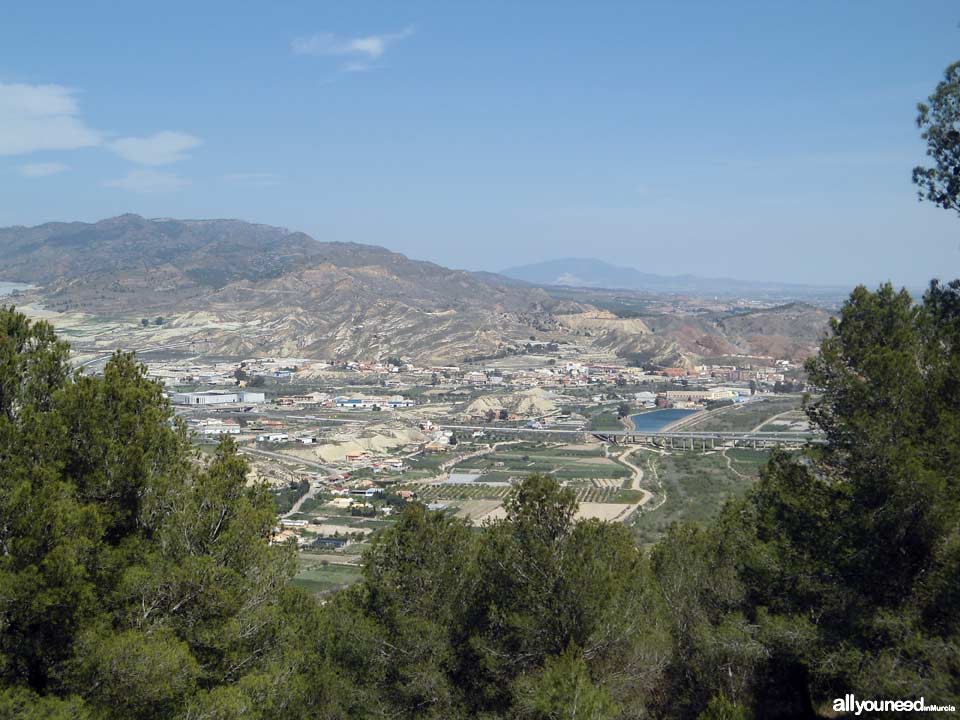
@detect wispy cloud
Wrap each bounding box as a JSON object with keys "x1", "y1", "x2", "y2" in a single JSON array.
[
  {"x1": 19, "y1": 162, "x2": 69, "y2": 177},
  {"x1": 291, "y1": 26, "x2": 414, "y2": 71},
  {"x1": 104, "y1": 169, "x2": 190, "y2": 193},
  {"x1": 109, "y1": 131, "x2": 202, "y2": 166},
  {"x1": 0, "y1": 83, "x2": 102, "y2": 155},
  {"x1": 223, "y1": 172, "x2": 281, "y2": 187}
]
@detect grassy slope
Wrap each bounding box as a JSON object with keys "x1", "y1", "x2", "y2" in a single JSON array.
[
  {"x1": 631, "y1": 449, "x2": 770, "y2": 545},
  {"x1": 685, "y1": 397, "x2": 802, "y2": 432}
]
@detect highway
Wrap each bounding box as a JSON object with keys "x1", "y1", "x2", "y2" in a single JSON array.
[{"x1": 438, "y1": 424, "x2": 819, "y2": 447}]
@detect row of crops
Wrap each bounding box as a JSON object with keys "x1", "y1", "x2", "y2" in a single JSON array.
[
  {"x1": 397, "y1": 481, "x2": 629, "y2": 505},
  {"x1": 572, "y1": 487, "x2": 622, "y2": 503},
  {"x1": 459, "y1": 457, "x2": 628, "y2": 480},
  {"x1": 414, "y1": 484, "x2": 513, "y2": 501}
]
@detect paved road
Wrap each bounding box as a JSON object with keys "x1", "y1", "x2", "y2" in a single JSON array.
[
  {"x1": 610, "y1": 446, "x2": 652, "y2": 522},
  {"x1": 439, "y1": 423, "x2": 816, "y2": 444}
]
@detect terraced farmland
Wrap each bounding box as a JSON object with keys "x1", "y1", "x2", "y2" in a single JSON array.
[{"x1": 408, "y1": 481, "x2": 632, "y2": 506}]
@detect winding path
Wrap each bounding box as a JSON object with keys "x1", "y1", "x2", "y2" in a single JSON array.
[{"x1": 610, "y1": 446, "x2": 653, "y2": 522}]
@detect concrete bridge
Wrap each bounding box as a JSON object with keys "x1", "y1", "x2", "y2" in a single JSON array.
[
  {"x1": 591, "y1": 429, "x2": 816, "y2": 449},
  {"x1": 439, "y1": 424, "x2": 818, "y2": 449}
]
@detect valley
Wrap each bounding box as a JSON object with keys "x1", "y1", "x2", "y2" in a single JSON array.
[{"x1": 0, "y1": 213, "x2": 825, "y2": 594}]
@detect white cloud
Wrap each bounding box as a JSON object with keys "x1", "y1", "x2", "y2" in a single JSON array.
[
  {"x1": 223, "y1": 172, "x2": 281, "y2": 187},
  {"x1": 0, "y1": 83, "x2": 102, "y2": 156},
  {"x1": 109, "y1": 131, "x2": 202, "y2": 166},
  {"x1": 104, "y1": 169, "x2": 190, "y2": 193},
  {"x1": 19, "y1": 162, "x2": 69, "y2": 177},
  {"x1": 291, "y1": 26, "x2": 414, "y2": 71}
]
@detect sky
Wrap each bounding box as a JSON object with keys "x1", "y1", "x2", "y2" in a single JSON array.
[{"x1": 1, "y1": 1, "x2": 958, "y2": 287}]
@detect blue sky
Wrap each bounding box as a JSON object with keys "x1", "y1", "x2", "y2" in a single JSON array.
[{"x1": 1, "y1": 1, "x2": 957, "y2": 286}]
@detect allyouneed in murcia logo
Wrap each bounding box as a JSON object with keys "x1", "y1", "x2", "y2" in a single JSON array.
[{"x1": 834, "y1": 694, "x2": 957, "y2": 715}]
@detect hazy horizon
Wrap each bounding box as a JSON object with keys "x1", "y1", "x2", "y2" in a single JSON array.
[{"x1": 2, "y1": 1, "x2": 958, "y2": 287}]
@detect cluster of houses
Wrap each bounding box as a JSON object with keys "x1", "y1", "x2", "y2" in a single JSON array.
[
  {"x1": 453, "y1": 361, "x2": 791, "y2": 390},
  {"x1": 657, "y1": 387, "x2": 747, "y2": 408},
  {"x1": 151, "y1": 351, "x2": 796, "y2": 407},
  {"x1": 190, "y1": 418, "x2": 242, "y2": 436}
]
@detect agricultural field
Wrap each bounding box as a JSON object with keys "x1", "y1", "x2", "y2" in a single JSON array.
[
  {"x1": 588, "y1": 411, "x2": 627, "y2": 431},
  {"x1": 408, "y1": 480, "x2": 641, "y2": 506},
  {"x1": 380, "y1": 452, "x2": 453, "y2": 482},
  {"x1": 684, "y1": 397, "x2": 803, "y2": 432},
  {"x1": 449, "y1": 443, "x2": 629, "y2": 483},
  {"x1": 291, "y1": 555, "x2": 363, "y2": 596},
  {"x1": 451, "y1": 499, "x2": 503, "y2": 522},
  {"x1": 284, "y1": 495, "x2": 405, "y2": 549},
  {"x1": 411, "y1": 483, "x2": 512, "y2": 502},
  {"x1": 630, "y1": 449, "x2": 770, "y2": 545}
]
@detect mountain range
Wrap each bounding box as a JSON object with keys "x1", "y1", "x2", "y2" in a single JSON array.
[
  {"x1": 0, "y1": 216, "x2": 832, "y2": 364},
  {"x1": 501, "y1": 257, "x2": 851, "y2": 301},
  {"x1": 0, "y1": 215, "x2": 580, "y2": 362}
]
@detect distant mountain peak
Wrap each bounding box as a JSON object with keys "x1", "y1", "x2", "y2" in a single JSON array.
[{"x1": 501, "y1": 257, "x2": 848, "y2": 300}]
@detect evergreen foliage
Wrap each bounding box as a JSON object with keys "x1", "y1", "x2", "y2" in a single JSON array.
[{"x1": 1, "y1": 276, "x2": 959, "y2": 716}]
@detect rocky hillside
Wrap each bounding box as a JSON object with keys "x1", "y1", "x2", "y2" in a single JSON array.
[
  {"x1": 0, "y1": 215, "x2": 580, "y2": 362},
  {"x1": 0, "y1": 215, "x2": 831, "y2": 364}
]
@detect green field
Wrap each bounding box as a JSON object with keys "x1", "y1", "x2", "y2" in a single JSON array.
[
  {"x1": 312, "y1": 515, "x2": 362, "y2": 526},
  {"x1": 684, "y1": 397, "x2": 802, "y2": 432},
  {"x1": 451, "y1": 446, "x2": 628, "y2": 482},
  {"x1": 298, "y1": 494, "x2": 333, "y2": 514},
  {"x1": 631, "y1": 449, "x2": 769, "y2": 545},
  {"x1": 404, "y1": 454, "x2": 449, "y2": 471},
  {"x1": 588, "y1": 411, "x2": 627, "y2": 431},
  {"x1": 489, "y1": 442, "x2": 606, "y2": 458},
  {"x1": 726, "y1": 448, "x2": 774, "y2": 473},
  {"x1": 291, "y1": 560, "x2": 363, "y2": 596},
  {"x1": 406, "y1": 478, "x2": 640, "y2": 506}
]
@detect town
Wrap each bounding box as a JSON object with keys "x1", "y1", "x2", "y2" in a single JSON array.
[{"x1": 124, "y1": 346, "x2": 812, "y2": 594}]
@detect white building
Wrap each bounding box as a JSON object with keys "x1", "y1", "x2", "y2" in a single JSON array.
[
  {"x1": 664, "y1": 388, "x2": 737, "y2": 404},
  {"x1": 634, "y1": 391, "x2": 657, "y2": 407},
  {"x1": 257, "y1": 432, "x2": 289, "y2": 443},
  {"x1": 194, "y1": 419, "x2": 241, "y2": 436},
  {"x1": 335, "y1": 397, "x2": 374, "y2": 409},
  {"x1": 385, "y1": 396, "x2": 415, "y2": 408},
  {"x1": 171, "y1": 389, "x2": 265, "y2": 406}
]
